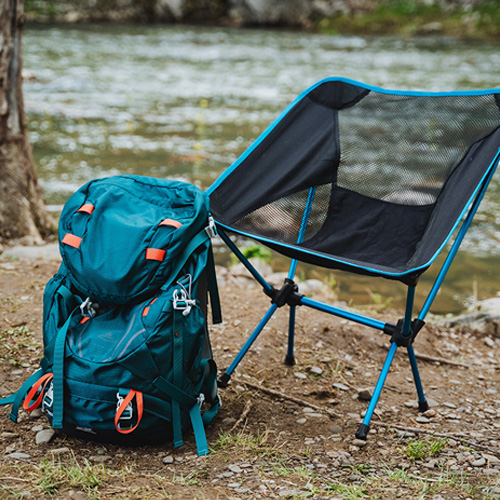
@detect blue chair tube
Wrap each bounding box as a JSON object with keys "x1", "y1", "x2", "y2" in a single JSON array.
[
  {"x1": 419, "y1": 152, "x2": 500, "y2": 321},
  {"x1": 356, "y1": 341, "x2": 398, "y2": 440},
  {"x1": 407, "y1": 344, "x2": 428, "y2": 412},
  {"x1": 300, "y1": 296, "x2": 386, "y2": 331},
  {"x1": 219, "y1": 303, "x2": 279, "y2": 385},
  {"x1": 217, "y1": 228, "x2": 273, "y2": 294}
]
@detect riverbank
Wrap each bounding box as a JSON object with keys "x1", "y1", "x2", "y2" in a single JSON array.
[
  {"x1": 0, "y1": 248, "x2": 499, "y2": 498},
  {"x1": 25, "y1": 0, "x2": 500, "y2": 41}
]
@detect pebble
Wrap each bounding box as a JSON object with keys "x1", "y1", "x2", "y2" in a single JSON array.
[
  {"x1": 357, "y1": 388, "x2": 372, "y2": 401},
  {"x1": 294, "y1": 372, "x2": 307, "y2": 379},
  {"x1": 484, "y1": 454, "x2": 500, "y2": 465},
  {"x1": 50, "y1": 447, "x2": 70, "y2": 454},
  {"x1": 352, "y1": 439, "x2": 367, "y2": 448},
  {"x1": 228, "y1": 464, "x2": 243, "y2": 474},
  {"x1": 309, "y1": 366, "x2": 323, "y2": 376},
  {"x1": 1, "y1": 431, "x2": 19, "y2": 439},
  {"x1": 296, "y1": 418, "x2": 307, "y2": 424},
  {"x1": 3, "y1": 452, "x2": 31, "y2": 460},
  {"x1": 89, "y1": 455, "x2": 112, "y2": 463},
  {"x1": 415, "y1": 416, "x2": 431, "y2": 424},
  {"x1": 163, "y1": 455, "x2": 174, "y2": 464},
  {"x1": 35, "y1": 429, "x2": 55, "y2": 445},
  {"x1": 333, "y1": 383, "x2": 349, "y2": 391},
  {"x1": 31, "y1": 424, "x2": 44, "y2": 432},
  {"x1": 423, "y1": 409, "x2": 436, "y2": 417},
  {"x1": 471, "y1": 458, "x2": 486, "y2": 467}
]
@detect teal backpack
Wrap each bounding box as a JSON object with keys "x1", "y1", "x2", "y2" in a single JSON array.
[{"x1": 0, "y1": 175, "x2": 222, "y2": 456}]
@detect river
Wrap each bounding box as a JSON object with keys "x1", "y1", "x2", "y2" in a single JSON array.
[{"x1": 22, "y1": 23, "x2": 500, "y2": 314}]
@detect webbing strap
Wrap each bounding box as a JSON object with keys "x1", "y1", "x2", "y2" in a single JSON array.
[
  {"x1": 23, "y1": 372, "x2": 53, "y2": 412},
  {"x1": 115, "y1": 389, "x2": 144, "y2": 435},
  {"x1": 152, "y1": 376, "x2": 197, "y2": 408},
  {"x1": 206, "y1": 245, "x2": 222, "y2": 324},
  {"x1": 161, "y1": 230, "x2": 210, "y2": 293},
  {"x1": 52, "y1": 306, "x2": 81, "y2": 429},
  {"x1": 189, "y1": 403, "x2": 209, "y2": 456},
  {"x1": 171, "y1": 308, "x2": 184, "y2": 448},
  {"x1": 0, "y1": 368, "x2": 44, "y2": 423}
]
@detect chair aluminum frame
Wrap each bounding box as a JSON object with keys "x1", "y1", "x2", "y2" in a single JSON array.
[{"x1": 214, "y1": 153, "x2": 499, "y2": 440}]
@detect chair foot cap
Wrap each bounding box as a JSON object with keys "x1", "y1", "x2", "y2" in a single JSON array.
[
  {"x1": 217, "y1": 373, "x2": 231, "y2": 388},
  {"x1": 284, "y1": 355, "x2": 296, "y2": 366},
  {"x1": 418, "y1": 400, "x2": 429, "y2": 413},
  {"x1": 355, "y1": 423, "x2": 370, "y2": 440}
]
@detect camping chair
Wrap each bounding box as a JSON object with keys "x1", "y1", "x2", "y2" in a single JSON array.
[{"x1": 207, "y1": 77, "x2": 500, "y2": 440}]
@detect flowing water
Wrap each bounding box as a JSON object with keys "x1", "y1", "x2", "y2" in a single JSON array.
[{"x1": 23, "y1": 24, "x2": 500, "y2": 314}]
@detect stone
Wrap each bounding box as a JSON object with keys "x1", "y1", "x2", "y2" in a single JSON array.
[
  {"x1": 163, "y1": 455, "x2": 174, "y2": 464},
  {"x1": 333, "y1": 382, "x2": 349, "y2": 391},
  {"x1": 89, "y1": 455, "x2": 112, "y2": 463},
  {"x1": 484, "y1": 454, "x2": 500, "y2": 465},
  {"x1": 352, "y1": 439, "x2": 367, "y2": 448},
  {"x1": 423, "y1": 409, "x2": 436, "y2": 418},
  {"x1": 294, "y1": 372, "x2": 307, "y2": 379},
  {"x1": 296, "y1": 418, "x2": 307, "y2": 424},
  {"x1": 228, "y1": 464, "x2": 243, "y2": 473},
  {"x1": 471, "y1": 458, "x2": 486, "y2": 467},
  {"x1": 415, "y1": 416, "x2": 431, "y2": 424},
  {"x1": 1, "y1": 431, "x2": 19, "y2": 439},
  {"x1": 36, "y1": 429, "x2": 55, "y2": 445},
  {"x1": 357, "y1": 388, "x2": 372, "y2": 401},
  {"x1": 3, "y1": 452, "x2": 31, "y2": 460},
  {"x1": 309, "y1": 366, "x2": 323, "y2": 376}
]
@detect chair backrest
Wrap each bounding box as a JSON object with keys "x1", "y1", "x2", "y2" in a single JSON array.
[{"x1": 209, "y1": 78, "x2": 500, "y2": 283}]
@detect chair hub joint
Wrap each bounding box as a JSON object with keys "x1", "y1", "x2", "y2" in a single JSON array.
[
  {"x1": 264, "y1": 278, "x2": 303, "y2": 308},
  {"x1": 384, "y1": 318, "x2": 425, "y2": 347}
]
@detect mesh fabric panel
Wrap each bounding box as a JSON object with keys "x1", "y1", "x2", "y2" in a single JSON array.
[
  {"x1": 337, "y1": 92, "x2": 500, "y2": 205},
  {"x1": 233, "y1": 184, "x2": 331, "y2": 244}
]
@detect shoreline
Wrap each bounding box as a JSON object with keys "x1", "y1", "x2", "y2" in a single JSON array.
[{"x1": 24, "y1": 1, "x2": 500, "y2": 43}]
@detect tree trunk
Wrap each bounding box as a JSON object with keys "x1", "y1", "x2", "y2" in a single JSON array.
[{"x1": 0, "y1": 0, "x2": 55, "y2": 245}]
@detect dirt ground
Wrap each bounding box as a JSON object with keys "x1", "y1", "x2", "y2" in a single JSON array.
[{"x1": 0, "y1": 254, "x2": 499, "y2": 499}]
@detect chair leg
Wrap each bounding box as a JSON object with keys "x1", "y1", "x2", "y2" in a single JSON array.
[
  {"x1": 356, "y1": 342, "x2": 398, "y2": 440},
  {"x1": 218, "y1": 303, "x2": 279, "y2": 387},
  {"x1": 284, "y1": 306, "x2": 296, "y2": 366},
  {"x1": 407, "y1": 344, "x2": 429, "y2": 413}
]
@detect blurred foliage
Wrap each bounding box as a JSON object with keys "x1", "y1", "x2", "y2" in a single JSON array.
[{"x1": 317, "y1": 0, "x2": 500, "y2": 41}]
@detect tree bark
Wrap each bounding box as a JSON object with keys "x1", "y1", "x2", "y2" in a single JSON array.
[{"x1": 0, "y1": 0, "x2": 55, "y2": 245}]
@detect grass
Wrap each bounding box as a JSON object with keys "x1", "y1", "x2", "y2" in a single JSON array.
[
  {"x1": 0, "y1": 325, "x2": 40, "y2": 366},
  {"x1": 211, "y1": 429, "x2": 279, "y2": 458},
  {"x1": 317, "y1": 0, "x2": 500, "y2": 41},
  {"x1": 404, "y1": 437, "x2": 448, "y2": 461},
  {"x1": 38, "y1": 454, "x2": 107, "y2": 496}
]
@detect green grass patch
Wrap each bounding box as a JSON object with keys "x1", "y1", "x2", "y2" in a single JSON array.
[
  {"x1": 404, "y1": 437, "x2": 448, "y2": 461},
  {"x1": 318, "y1": 0, "x2": 500, "y2": 41},
  {"x1": 38, "y1": 455, "x2": 107, "y2": 496}
]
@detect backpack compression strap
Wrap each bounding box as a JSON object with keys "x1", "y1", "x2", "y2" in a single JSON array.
[{"x1": 0, "y1": 368, "x2": 45, "y2": 423}]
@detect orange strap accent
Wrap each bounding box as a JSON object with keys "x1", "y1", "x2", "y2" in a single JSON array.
[
  {"x1": 145, "y1": 248, "x2": 166, "y2": 261},
  {"x1": 77, "y1": 204, "x2": 95, "y2": 214},
  {"x1": 62, "y1": 233, "x2": 82, "y2": 249},
  {"x1": 160, "y1": 219, "x2": 182, "y2": 229},
  {"x1": 142, "y1": 298, "x2": 157, "y2": 317},
  {"x1": 80, "y1": 316, "x2": 90, "y2": 324},
  {"x1": 115, "y1": 390, "x2": 143, "y2": 435},
  {"x1": 23, "y1": 373, "x2": 53, "y2": 412}
]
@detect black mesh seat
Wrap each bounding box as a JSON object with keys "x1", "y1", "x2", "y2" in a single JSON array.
[
  {"x1": 208, "y1": 78, "x2": 500, "y2": 440},
  {"x1": 210, "y1": 79, "x2": 500, "y2": 285}
]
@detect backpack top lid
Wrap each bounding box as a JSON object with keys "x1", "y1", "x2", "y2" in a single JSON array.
[{"x1": 58, "y1": 175, "x2": 209, "y2": 305}]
